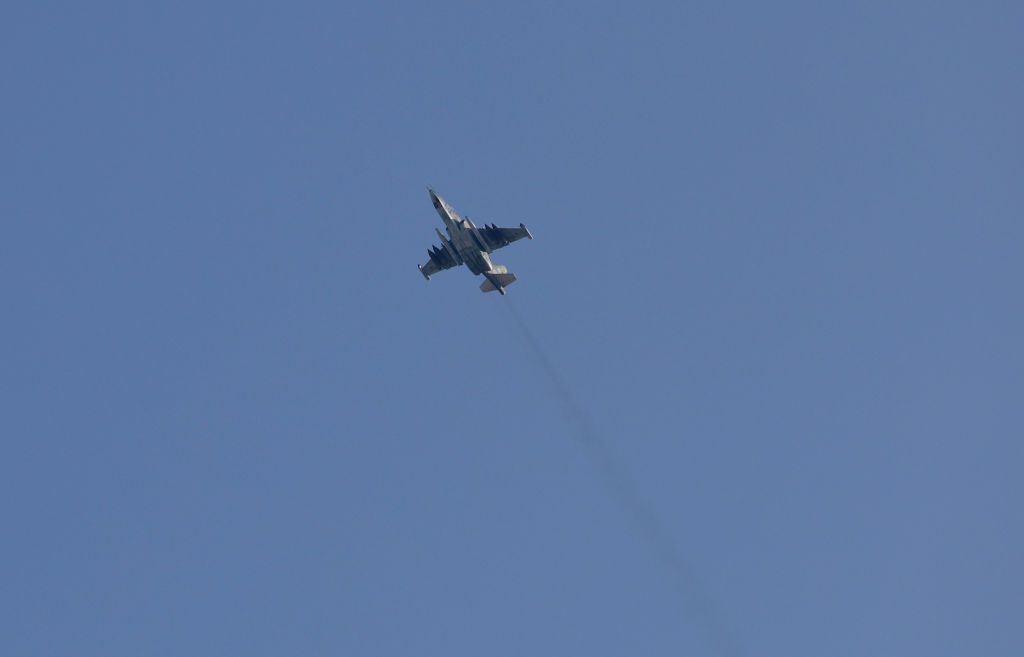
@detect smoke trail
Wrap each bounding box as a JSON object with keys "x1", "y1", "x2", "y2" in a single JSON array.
[{"x1": 501, "y1": 298, "x2": 743, "y2": 657}]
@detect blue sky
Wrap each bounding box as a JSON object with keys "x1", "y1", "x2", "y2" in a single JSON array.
[{"x1": 3, "y1": 1, "x2": 1021, "y2": 655}]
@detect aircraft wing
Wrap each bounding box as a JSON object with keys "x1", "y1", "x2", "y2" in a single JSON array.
[
  {"x1": 419, "y1": 243, "x2": 460, "y2": 279},
  {"x1": 478, "y1": 223, "x2": 533, "y2": 252}
]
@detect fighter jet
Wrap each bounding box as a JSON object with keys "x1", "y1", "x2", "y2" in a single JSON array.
[{"x1": 418, "y1": 188, "x2": 533, "y2": 294}]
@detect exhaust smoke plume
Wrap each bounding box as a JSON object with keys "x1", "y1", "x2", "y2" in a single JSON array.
[{"x1": 502, "y1": 299, "x2": 742, "y2": 657}]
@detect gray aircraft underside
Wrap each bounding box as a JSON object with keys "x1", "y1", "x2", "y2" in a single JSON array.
[{"x1": 418, "y1": 189, "x2": 532, "y2": 294}]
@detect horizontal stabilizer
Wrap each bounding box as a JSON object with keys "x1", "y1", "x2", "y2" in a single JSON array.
[{"x1": 480, "y1": 272, "x2": 517, "y2": 293}]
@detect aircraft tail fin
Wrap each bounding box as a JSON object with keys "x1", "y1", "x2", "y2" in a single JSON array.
[{"x1": 480, "y1": 272, "x2": 517, "y2": 294}]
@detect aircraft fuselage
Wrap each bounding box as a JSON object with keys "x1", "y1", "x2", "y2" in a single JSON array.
[
  {"x1": 420, "y1": 188, "x2": 530, "y2": 295},
  {"x1": 430, "y1": 190, "x2": 494, "y2": 275}
]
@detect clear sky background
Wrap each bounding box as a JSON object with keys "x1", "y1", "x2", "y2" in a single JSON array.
[{"x1": 3, "y1": 2, "x2": 1021, "y2": 656}]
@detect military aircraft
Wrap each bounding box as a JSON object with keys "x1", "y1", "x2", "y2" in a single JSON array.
[{"x1": 418, "y1": 188, "x2": 533, "y2": 294}]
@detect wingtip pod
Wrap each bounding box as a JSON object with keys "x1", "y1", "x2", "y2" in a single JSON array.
[
  {"x1": 418, "y1": 264, "x2": 430, "y2": 280},
  {"x1": 520, "y1": 223, "x2": 533, "y2": 239}
]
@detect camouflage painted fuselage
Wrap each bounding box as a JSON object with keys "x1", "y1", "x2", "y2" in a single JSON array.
[{"x1": 418, "y1": 189, "x2": 532, "y2": 295}]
